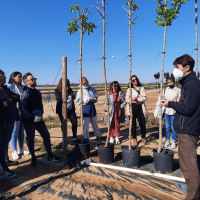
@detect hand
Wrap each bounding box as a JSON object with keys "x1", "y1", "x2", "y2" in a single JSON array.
[
  {"x1": 88, "y1": 98, "x2": 95, "y2": 103},
  {"x1": 7, "y1": 98, "x2": 12, "y2": 101},
  {"x1": 105, "y1": 112, "x2": 108, "y2": 117},
  {"x1": 161, "y1": 98, "x2": 169, "y2": 107}
]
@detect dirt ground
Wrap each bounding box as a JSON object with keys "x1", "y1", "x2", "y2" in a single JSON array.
[{"x1": 0, "y1": 89, "x2": 197, "y2": 200}]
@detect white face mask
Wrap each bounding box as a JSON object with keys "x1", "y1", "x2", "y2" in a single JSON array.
[{"x1": 173, "y1": 68, "x2": 184, "y2": 79}]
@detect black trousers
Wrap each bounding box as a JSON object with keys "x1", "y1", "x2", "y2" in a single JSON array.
[
  {"x1": 131, "y1": 104, "x2": 146, "y2": 139},
  {"x1": 58, "y1": 109, "x2": 77, "y2": 138},
  {"x1": 0, "y1": 121, "x2": 14, "y2": 170},
  {"x1": 24, "y1": 121, "x2": 52, "y2": 157}
]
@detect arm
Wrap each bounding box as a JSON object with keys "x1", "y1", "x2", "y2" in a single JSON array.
[
  {"x1": 168, "y1": 84, "x2": 199, "y2": 116},
  {"x1": 20, "y1": 91, "x2": 32, "y2": 118},
  {"x1": 126, "y1": 88, "x2": 131, "y2": 103},
  {"x1": 76, "y1": 90, "x2": 83, "y2": 105},
  {"x1": 7, "y1": 88, "x2": 20, "y2": 103},
  {"x1": 137, "y1": 87, "x2": 147, "y2": 103},
  {"x1": 120, "y1": 92, "x2": 127, "y2": 109},
  {"x1": 55, "y1": 89, "x2": 62, "y2": 102},
  {"x1": 92, "y1": 88, "x2": 98, "y2": 103}
]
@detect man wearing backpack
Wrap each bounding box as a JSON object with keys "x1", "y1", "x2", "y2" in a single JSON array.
[{"x1": 162, "y1": 54, "x2": 200, "y2": 200}]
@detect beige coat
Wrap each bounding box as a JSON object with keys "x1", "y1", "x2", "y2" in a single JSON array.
[{"x1": 126, "y1": 87, "x2": 147, "y2": 117}]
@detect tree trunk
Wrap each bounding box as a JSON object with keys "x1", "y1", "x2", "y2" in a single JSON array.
[
  {"x1": 195, "y1": 0, "x2": 198, "y2": 77},
  {"x1": 103, "y1": 0, "x2": 111, "y2": 147},
  {"x1": 62, "y1": 56, "x2": 68, "y2": 152},
  {"x1": 128, "y1": 1, "x2": 133, "y2": 150},
  {"x1": 79, "y1": 22, "x2": 84, "y2": 144},
  {"x1": 158, "y1": 24, "x2": 166, "y2": 154}
]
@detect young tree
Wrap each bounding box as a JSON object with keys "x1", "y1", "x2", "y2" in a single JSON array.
[
  {"x1": 155, "y1": 0, "x2": 188, "y2": 153},
  {"x1": 67, "y1": 4, "x2": 97, "y2": 144},
  {"x1": 122, "y1": 0, "x2": 139, "y2": 150},
  {"x1": 195, "y1": 0, "x2": 198, "y2": 77},
  {"x1": 93, "y1": 0, "x2": 111, "y2": 147}
]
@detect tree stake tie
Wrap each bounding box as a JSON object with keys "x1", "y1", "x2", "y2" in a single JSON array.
[
  {"x1": 124, "y1": 54, "x2": 132, "y2": 61},
  {"x1": 46, "y1": 89, "x2": 55, "y2": 113},
  {"x1": 191, "y1": 48, "x2": 199, "y2": 56},
  {"x1": 156, "y1": 52, "x2": 166, "y2": 57}
]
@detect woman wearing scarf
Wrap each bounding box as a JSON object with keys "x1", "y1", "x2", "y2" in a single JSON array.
[
  {"x1": 7, "y1": 72, "x2": 29, "y2": 160},
  {"x1": 103, "y1": 81, "x2": 127, "y2": 144}
]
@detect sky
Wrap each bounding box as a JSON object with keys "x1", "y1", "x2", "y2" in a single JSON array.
[{"x1": 0, "y1": 0, "x2": 197, "y2": 85}]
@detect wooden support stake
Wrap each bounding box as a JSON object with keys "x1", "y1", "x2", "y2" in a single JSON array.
[{"x1": 62, "y1": 56, "x2": 68, "y2": 152}]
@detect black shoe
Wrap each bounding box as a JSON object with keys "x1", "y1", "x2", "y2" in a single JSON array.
[
  {"x1": 30, "y1": 157, "x2": 37, "y2": 167},
  {"x1": 47, "y1": 154, "x2": 62, "y2": 162},
  {"x1": 0, "y1": 169, "x2": 16, "y2": 180},
  {"x1": 7, "y1": 160, "x2": 18, "y2": 166},
  {"x1": 96, "y1": 135, "x2": 107, "y2": 141}
]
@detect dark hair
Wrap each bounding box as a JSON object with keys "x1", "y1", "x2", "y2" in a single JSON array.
[
  {"x1": 57, "y1": 78, "x2": 71, "y2": 94},
  {"x1": 173, "y1": 54, "x2": 195, "y2": 71},
  {"x1": 0, "y1": 70, "x2": 5, "y2": 75},
  {"x1": 128, "y1": 75, "x2": 142, "y2": 88},
  {"x1": 167, "y1": 76, "x2": 175, "y2": 83},
  {"x1": 8, "y1": 71, "x2": 22, "y2": 85},
  {"x1": 22, "y1": 72, "x2": 32, "y2": 83},
  {"x1": 108, "y1": 81, "x2": 121, "y2": 94}
]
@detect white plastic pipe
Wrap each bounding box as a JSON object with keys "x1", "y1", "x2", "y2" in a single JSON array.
[{"x1": 82, "y1": 161, "x2": 185, "y2": 183}]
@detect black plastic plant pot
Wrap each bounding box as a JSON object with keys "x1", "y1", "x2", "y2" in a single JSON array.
[
  {"x1": 153, "y1": 148, "x2": 174, "y2": 174},
  {"x1": 121, "y1": 146, "x2": 141, "y2": 168},
  {"x1": 74, "y1": 138, "x2": 90, "y2": 160},
  {"x1": 78, "y1": 142, "x2": 90, "y2": 160},
  {"x1": 97, "y1": 143, "x2": 114, "y2": 164}
]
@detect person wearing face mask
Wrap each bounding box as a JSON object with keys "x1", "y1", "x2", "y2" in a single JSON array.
[
  {"x1": 76, "y1": 77, "x2": 104, "y2": 140},
  {"x1": 103, "y1": 81, "x2": 127, "y2": 144},
  {"x1": 162, "y1": 77, "x2": 181, "y2": 149},
  {"x1": 7, "y1": 72, "x2": 30, "y2": 160},
  {"x1": 161, "y1": 54, "x2": 200, "y2": 200}
]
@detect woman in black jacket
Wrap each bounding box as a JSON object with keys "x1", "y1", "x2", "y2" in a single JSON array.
[{"x1": 55, "y1": 78, "x2": 77, "y2": 138}]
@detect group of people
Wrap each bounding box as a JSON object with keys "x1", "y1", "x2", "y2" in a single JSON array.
[
  {"x1": 0, "y1": 54, "x2": 200, "y2": 200},
  {"x1": 0, "y1": 71, "x2": 62, "y2": 181},
  {"x1": 55, "y1": 76, "x2": 149, "y2": 146}
]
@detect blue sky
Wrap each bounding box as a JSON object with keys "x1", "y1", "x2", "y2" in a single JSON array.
[{"x1": 0, "y1": 0, "x2": 197, "y2": 85}]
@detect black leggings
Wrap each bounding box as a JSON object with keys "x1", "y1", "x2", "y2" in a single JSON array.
[
  {"x1": 131, "y1": 104, "x2": 146, "y2": 139},
  {"x1": 58, "y1": 109, "x2": 77, "y2": 138}
]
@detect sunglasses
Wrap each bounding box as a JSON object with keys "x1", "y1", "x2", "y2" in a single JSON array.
[
  {"x1": 132, "y1": 79, "x2": 137, "y2": 82},
  {"x1": 113, "y1": 84, "x2": 118, "y2": 87},
  {"x1": 28, "y1": 78, "x2": 37, "y2": 82}
]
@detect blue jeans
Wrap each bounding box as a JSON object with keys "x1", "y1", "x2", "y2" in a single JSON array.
[
  {"x1": 164, "y1": 114, "x2": 177, "y2": 141},
  {"x1": 10, "y1": 118, "x2": 24, "y2": 151}
]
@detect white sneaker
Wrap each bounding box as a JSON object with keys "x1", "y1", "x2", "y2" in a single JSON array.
[
  {"x1": 18, "y1": 148, "x2": 30, "y2": 155},
  {"x1": 12, "y1": 151, "x2": 19, "y2": 160},
  {"x1": 163, "y1": 141, "x2": 170, "y2": 148},
  {"x1": 115, "y1": 137, "x2": 120, "y2": 144},
  {"x1": 171, "y1": 141, "x2": 176, "y2": 149},
  {"x1": 109, "y1": 137, "x2": 114, "y2": 144}
]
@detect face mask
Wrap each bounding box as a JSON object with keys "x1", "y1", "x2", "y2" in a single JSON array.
[
  {"x1": 169, "y1": 85, "x2": 175, "y2": 89},
  {"x1": 83, "y1": 84, "x2": 90, "y2": 89},
  {"x1": 173, "y1": 68, "x2": 184, "y2": 79}
]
